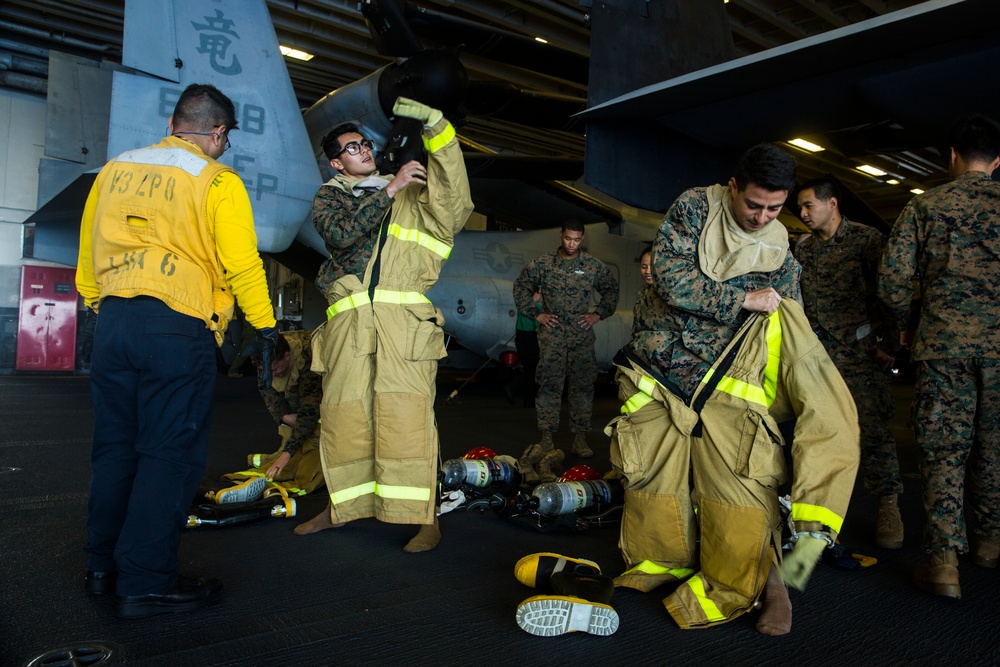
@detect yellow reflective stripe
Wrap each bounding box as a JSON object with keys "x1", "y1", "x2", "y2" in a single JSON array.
[
  {"x1": 424, "y1": 121, "x2": 455, "y2": 154},
  {"x1": 621, "y1": 374, "x2": 659, "y2": 414},
  {"x1": 791, "y1": 502, "x2": 844, "y2": 534},
  {"x1": 621, "y1": 392, "x2": 653, "y2": 414},
  {"x1": 251, "y1": 454, "x2": 262, "y2": 467},
  {"x1": 372, "y1": 289, "x2": 430, "y2": 306},
  {"x1": 330, "y1": 481, "x2": 432, "y2": 505},
  {"x1": 763, "y1": 311, "x2": 781, "y2": 407},
  {"x1": 684, "y1": 575, "x2": 726, "y2": 622},
  {"x1": 326, "y1": 292, "x2": 372, "y2": 319},
  {"x1": 624, "y1": 560, "x2": 694, "y2": 579},
  {"x1": 702, "y1": 311, "x2": 782, "y2": 408},
  {"x1": 326, "y1": 289, "x2": 431, "y2": 320},
  {"x1": 231, "y1": 470, "x2": 266, "y2": 479},
  {"x1": 388, "y1": 223, "x2": 452, "y2": 259},
  {"x1": 712, "y1": 373, "x2": 768, "y2": 407}
]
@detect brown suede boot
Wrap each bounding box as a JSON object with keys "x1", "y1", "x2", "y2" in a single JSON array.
[
  {"x1": 756, "y1": 566, "x2": 792, "y2": 636},
  {"x1": 537, "y1": 449, "x2": 565, "y2": 483},
  {"x1": 570, "y1": 432, "x2": 593, "y2": 458},
  {"x1": 537, "y1": 431, "x2": 555, "y2": 453},
  {"x1": 518, "y1": 444, "x2": 545, "y2": 486},
  {"x1": 875, "y1": 494, "x2": 904, "y2": 549},
  {"x1": 972, "y1": 537, "x2": 1000, "y2": 569},
  {"x1": 912, "y1": 550, "x2": 961, "y2": 599}
]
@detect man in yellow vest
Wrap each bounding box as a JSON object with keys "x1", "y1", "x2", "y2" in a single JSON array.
[
  {"x1": 294, "y1": 98, "x2": 473, "y2": 552},
  {"x1": 76, "y1": 83, "x2": 277, "y2": 618}
]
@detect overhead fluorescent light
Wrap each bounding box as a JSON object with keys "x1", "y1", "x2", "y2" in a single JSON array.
[
  {"x1": 857, "y1": 164, "x2": 887, "y2": 177},
  {"x1": 886, "y1": 179, "x2": 900, "y2": 185},
  {"x1": 280, "y1": 45, "x2": 314, "y2": 61},
  {"x1": 788, "y1": 138, "x2": 825, "y2": 152},
  {"x1": 910, "y1": 188, "x2": 925, "y2": 195},
  {"x1": 535, "y1": 37, "x2": 548, "y2": 44}
]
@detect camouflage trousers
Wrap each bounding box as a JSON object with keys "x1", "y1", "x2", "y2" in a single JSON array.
[
  {"x1": 825, "y1": 337, "x2": 903, "y2": 496},
  {"x1": 535, "y1": 326, "x2": 598, "y2": 433},
  {"x1": 913, "y1": 358, "x2": 1000, "y2": 552}
]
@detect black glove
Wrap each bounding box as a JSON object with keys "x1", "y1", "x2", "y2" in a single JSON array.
[{"x1": 239, "y1": 326, "x2": 279, "y2": 390}]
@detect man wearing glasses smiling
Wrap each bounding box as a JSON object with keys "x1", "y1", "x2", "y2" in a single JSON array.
[{"x1": 295, "y1": 97, "x2": 473, "y2": 553}]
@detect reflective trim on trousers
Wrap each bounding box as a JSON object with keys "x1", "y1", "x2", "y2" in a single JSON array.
[
  {"x1": 623, "y1": 559, "x2": 694, "y2": 580},
  {"x1": 700, "y1": 311, "x2": 782, "y2": 408},
  {"x1": 330, "y1": 480, "x2": 433, "y2": 505},
  {"x1": 684, "y1": 575, "x2": 726, "y2": 622}
]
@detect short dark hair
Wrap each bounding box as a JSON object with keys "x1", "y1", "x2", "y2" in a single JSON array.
[
  {"x1": 734, "y1": 143, "x2": 797, "y2": 193},
  {"x1": 254, "y1": 331, "x2": 290, "y2": 366},
  {"x1": 948, "y1": 113, "x2": 1000, "y2": 164},
  {"x1": 561, "y1": 219, "x2": 585, "y2": 234},
  {"x1": 322, "y1": 123, "x2": 362, "y2": 160},
  {"x1": 640, "y1": 244, "x2": 653, "y2": 259},
  {"x1": 173, "y1": 84, "x2": 238, "y2": 132},
  {"x1": 798, "y1": 176, "x2": 841, "y2": 203}
]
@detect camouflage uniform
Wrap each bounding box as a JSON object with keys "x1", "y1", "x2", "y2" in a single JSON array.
[
  {"x1": 313, "y1": 185, "x2": 391, "y2": 293},
  {"x1": 632, "y1": 187, "x2": 802, "y2": 398},
  {"x1": 224, "y1": 328, "x2": 325, "y2": 494},
  {"x1": 879, "y1": 170, "x2": 1000, "y2": 553},
  {"x1": 514, "y1": 249, "x2": 619, "y2": 434},
  {"x1": 795, "y1": 219, "x2": 902, "y2": 496}
]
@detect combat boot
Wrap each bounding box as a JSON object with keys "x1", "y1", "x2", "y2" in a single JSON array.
[
  {"x1": 570, "y1": 432, "x2": 593, "y2": 458},
  {"x1": 875, "y1": 494, "x2": 904, "y2": 549},
  {"x1": 536, "y1": 431, "x2": 555, "y2": 453},
  {"x1": 537, "y1": 449, "x2": 565, "y2": 483},
  {"x1": 971, "y1": 537, "x2": 1000, "y2": 569},
  {"x1": 912, "y1": 550, "x2": 961, "y2": 599},
  {"x1": 515, "y1": 570, "x2": 619, "y2": 636},
  {"x1": 518, "y1": 444, "x2": 545, "y2": 486}
]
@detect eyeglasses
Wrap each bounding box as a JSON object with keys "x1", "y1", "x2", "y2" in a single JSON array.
[
  {"x1": 173, "y1": 130, "x2": 231, "y2": 152},
  {"x1": 337, "y1": 139, "x2": 375, "y2": 157}
]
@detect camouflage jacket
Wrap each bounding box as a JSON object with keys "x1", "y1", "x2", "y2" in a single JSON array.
[
  {"x1": 513, "y1": 248, "x2": 619, "y2": 334},
  {"x1": 795, "y1": 218, "x2": 899, "y2": 352},
  {"x1": 312, "y1": 181, "x2": 393, "y2": 294},
  {"x1": 631, "y1": 186, "x2": 802, "y2": 398},
  {"x1": 257, "y1": 329, "x2": 321, "y2": 455},
  {"x1": 879, "y1": 170, "x2": 1000, "y2": 360}
]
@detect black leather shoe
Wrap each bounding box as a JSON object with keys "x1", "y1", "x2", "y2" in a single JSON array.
[
  {"x1": 118, "y1": 576, "x2": 223, "y2": 618},
  {"x1": 85, "y1": 570, "x2": 117, "y2": 596}
]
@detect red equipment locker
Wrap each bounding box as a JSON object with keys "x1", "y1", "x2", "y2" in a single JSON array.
[{"x1": 16, "y1": 265, "x2": 78, "y2": 371}]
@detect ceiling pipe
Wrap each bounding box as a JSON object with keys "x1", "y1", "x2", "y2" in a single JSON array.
[
  {"x1": 0, "y1": 69, "x2": 47, "y2": 95},
  {"x1": 0, "y1": 50, "x2": 49, "y2": 77}
]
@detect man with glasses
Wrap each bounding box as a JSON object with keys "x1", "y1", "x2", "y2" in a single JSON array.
[
  {"x1": 76, "y1": 83, "x2": 277, "y2": 617},
  {"x1": 294, "y1": 98, "x2": 473, "y2": 553}
]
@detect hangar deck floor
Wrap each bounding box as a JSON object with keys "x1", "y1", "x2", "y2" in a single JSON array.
[{"x1": 2, "y1": 371, "x2": 998, "y2": 667}]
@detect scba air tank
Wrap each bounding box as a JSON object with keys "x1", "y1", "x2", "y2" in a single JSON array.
[
  {"x1": 441, "y1": 457, "x2": 513, "y2": 490},
  {"x1": 529, "y1": 479, "x2": 615, "y2": 517}
]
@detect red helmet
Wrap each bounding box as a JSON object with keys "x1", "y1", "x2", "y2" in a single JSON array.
[
  {"x1": 463, "y1": 446, "x2": 497, "y2": 460},
  {"x1": 559, "y1": 464, "x2": 600, "y2": 482}
]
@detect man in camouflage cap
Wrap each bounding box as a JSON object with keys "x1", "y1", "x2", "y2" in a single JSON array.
[
  {"x1": 879, "y1": 112, "x2": 1000, "y2": 598},
  {"x1": 513, "y1": 220, "x2": 619, "y2": 477},
  {"x1": 795, "y1": 176, "x2": 904, "y2": 549}
]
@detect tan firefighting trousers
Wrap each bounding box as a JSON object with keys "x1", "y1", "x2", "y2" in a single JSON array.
[
  {"x1": 312, "y1": 275, "x2": 445, "y2": 525},
  {"x1": 222, "y1": 424, "x2": 324, "y2": 495},
  {"x1": 608, "y1": 303, "x2": 858, "y2": 629}
]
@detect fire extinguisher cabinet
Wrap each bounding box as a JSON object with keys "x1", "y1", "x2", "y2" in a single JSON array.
[{"x1": 16, "y1": 265, "x2": 78, "y2": 372}]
